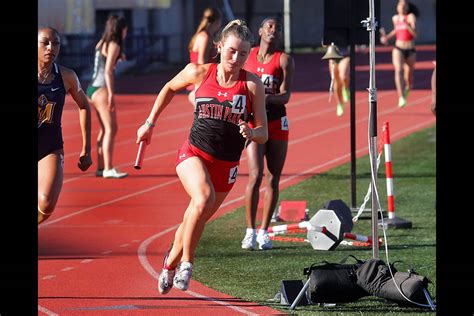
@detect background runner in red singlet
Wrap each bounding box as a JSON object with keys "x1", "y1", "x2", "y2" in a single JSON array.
[
  {"x1": 241, "y1": 16, "x2": 295, "y2": 250},
  {"x1": 38, "y1": 27, "x2": 92, "y2": 224},
  {"x1": 186, "y1": 7, "x2": 222, "y2": 105},
  {"x1": 380, "y1": 0, "x2": 419, "y2": 108},
  {"x1": 136, "y1": 19, "x2": 267, "y2": 294}
]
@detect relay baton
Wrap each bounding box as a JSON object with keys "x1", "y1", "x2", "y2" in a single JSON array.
[{"x1": 134, "y1": 141, "x2": 147, "y2": 169}]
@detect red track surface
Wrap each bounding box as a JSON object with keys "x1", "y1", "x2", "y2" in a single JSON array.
[{"x1": 38, "y1": 46, "x2": 436, "y2": 315}]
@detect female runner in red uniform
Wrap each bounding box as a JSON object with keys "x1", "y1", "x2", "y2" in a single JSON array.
[
  {"x1": 241, "y1": 16, "x2": 295, "y2": 250},
  {"x1": 136, "y1": 19, "x2": 267, "y2": 294},
  {"x1": 380, "y1": 0, "x2": 418, "y2": 107}
]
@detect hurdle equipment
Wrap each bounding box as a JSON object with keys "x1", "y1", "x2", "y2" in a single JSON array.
[
  {"x1": 268, "y1": 200, "x2": 381, "y2": 250},
  {"x1": 378, "y1": 122, "x2": 412, "y2": 229},
  {"x1": 268, "y1": 220, "x2": 381, "y2": 249},
  {"x1": 273, "y1": 200, "x2": 309, "y2": 222}
]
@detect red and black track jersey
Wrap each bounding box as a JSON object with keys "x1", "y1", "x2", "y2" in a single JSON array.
[
  {"x1": 244, "y1": 47, "x2": 286, "y2": 121},
  {"x1": 190, "y1": 63, "x2": 252, "y2": 162}
]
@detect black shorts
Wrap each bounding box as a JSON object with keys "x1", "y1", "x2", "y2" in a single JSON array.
[
  {"x1": 38, "y1": 126, "x2": 63, "y2": 161},
  {"x1": 394, "y1": 46, "x2": 416, "y2": 59}
]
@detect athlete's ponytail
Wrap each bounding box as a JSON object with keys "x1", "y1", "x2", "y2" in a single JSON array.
[
  {"x1": 188, "y1": 7, "x2": 222, "y2": 51},
  {"x1": 215, "y1": 19, "x2": 254, "y2": 47}
]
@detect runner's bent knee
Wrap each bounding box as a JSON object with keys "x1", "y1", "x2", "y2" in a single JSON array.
[{"x1": 38, "y1": 194, "x2": 57, "y2": 214}]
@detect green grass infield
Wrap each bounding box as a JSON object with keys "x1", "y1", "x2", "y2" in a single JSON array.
[{"x1": 194, "y1": 126, "x2": 436, "y2": 315}]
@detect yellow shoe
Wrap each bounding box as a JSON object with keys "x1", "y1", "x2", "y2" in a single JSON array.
[
  {"x1": 336, "y1": 103, "x2": 344, "y2": 116},
  {"x1": 403, "y1": 87, "x2": 410, "y2": 99},
  {"x1": 398, "y1": 96, "x2": 407, "y2": 108},
  {"x1": 342, "y1": 86, "x2": 350, "y2": 103}
]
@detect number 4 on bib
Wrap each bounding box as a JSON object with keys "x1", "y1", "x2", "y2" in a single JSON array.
[
  {"x1": 228, "y1": 166, "x2": 239, "y2": 184},
  {"x1": 232, "y1": 95, "x2": 246, "y2": 114},
  {"x1": 281, "y1": 116, "x2": 289, "y2": 131},
  {"x1": 261, "y1": 74, "x2": 274, "y2": 93}
]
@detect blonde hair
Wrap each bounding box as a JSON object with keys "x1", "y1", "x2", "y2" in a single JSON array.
[
  {"x1": 214, "y1": 19, "x2": 254, "y2": 47},
  {"x1": 188, "y1": 7, "x2": 222, "y2": 51}
]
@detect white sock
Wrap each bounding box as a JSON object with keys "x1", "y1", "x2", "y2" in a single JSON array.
[
  {"x1": 246, "y1": 228, "x2": 256, "y2": 236},
  {"x1": 258, "y1": 229, "x2": 267, "y2": 235}
]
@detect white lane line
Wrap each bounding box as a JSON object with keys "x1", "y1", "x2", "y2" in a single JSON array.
[
  {"x1": 101, "y1": 250, "x2": 113, "y2": 255},
  {"x1": 39, "y1": 178, "x2": 180, "y2": 227},
  {"x1": 137, "y1": 225, "x2": 259, "y2": 316},
  {"x1": 61, "y1": 267, "x2": 75, "y2": 272},
  {"x1": 81, "y1": 259, "x2": 93, "y2": 264},
  {"x1": 41, "y1": 275, "x2": 56, "y2": 280},
  {"x1": 38, "y1": 305, "x2": 59, "y2": 316}
]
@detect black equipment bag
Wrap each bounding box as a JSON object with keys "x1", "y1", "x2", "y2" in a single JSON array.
[
  {"x1": 304, "y1": 255, "x2": 369, "y2": 303},
  {"x1": 356, "y1": 259, "x2": 433, "y2": 307}
]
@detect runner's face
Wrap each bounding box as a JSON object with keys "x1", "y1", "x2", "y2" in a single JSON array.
[
  {"x1": 397, "y1": 1, "x2": 407, "y2": 14},
  {"x1": 38, "y1": 29, "x2": 60, "y2": 64},
  {"x1": 219, "y1": 34, "x2": 250, "y2": 72},
  {"x1": 259, "y1": 19, "x2": 281, "y2": 45}
]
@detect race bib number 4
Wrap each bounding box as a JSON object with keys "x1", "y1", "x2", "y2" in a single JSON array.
[
  {"x1": 281, "y1": 116, "x2": 289, "y2": 131},
  {"x1": 232, "y1": 95, "x2": 246, "y2": 114},
  {"x1": 261, "y1": 74, "x2": 274, "y2": 93},
  {"x1": 228, "y1": 166, "x2": 239, "y2": 184}
]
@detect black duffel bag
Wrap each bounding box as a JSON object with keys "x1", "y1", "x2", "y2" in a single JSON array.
[
  {"x1": 304, "y1": 255, "x2": 369, "y2": 303},
  {"x1": 356, "y1": 258, "x2": 434, "y2": 307}
]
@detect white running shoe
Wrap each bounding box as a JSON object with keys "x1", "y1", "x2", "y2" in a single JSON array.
[
  {"x1": 241, "y1": 231, "x2": 257, "y2": 250},
  {"x1": 398, "y1": 96, "x2": 407, "y2": 108},
  {"x1": 103, "y1": 168, "x2": 128, "y2": 179},
  {"x1": 173, "y1": 261, "x2": 193, "y2": 291},
  {"x1": 158, "y1": 268, "x2": 176, "y2": 294},
  {"x1": 257, "y1": 231, "x2": 273, "y2": 250},
  {"x1": 158, "y1": 253, "x2": 175, "y2": 294},
  {"x1": 336, "y1": 103, "x2": 344, "y2": 117}
]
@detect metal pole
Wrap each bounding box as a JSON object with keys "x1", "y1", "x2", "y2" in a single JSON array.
[
  {"x1": 283, "y1": 0, "x2": 291, "y2": 54},
  {"x1": 289, "y1": 278, "x2": 311, "y2": 310},
  {"x1": 349, "y1": 0, "x2": 357, "y2": 208},
  {"x1": 363, "y1": 0, "x2": 380, "y2": 259}
]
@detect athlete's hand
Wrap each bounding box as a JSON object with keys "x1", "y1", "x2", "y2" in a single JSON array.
[
  {"x1": 78, "y1": 153, "x2": 92, "y2": 171},
  {"x1": 137, "y1": 124, "x2": 153, "y2": 145},
  {"x1": 238, "y1": 120, "x2": 253, "y2": 140}
]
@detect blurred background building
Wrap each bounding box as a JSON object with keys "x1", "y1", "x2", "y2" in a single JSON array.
[{"x1": 38, "y1": 0, "x2": 436, "y2": 79}]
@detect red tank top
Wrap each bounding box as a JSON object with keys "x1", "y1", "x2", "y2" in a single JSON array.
[
  {"x1": 190, "y1": 63, "x2": 252, "y2": 161},
  {"x1": 189, "y1": 48, "x2": 219, "y2": 64},
  {"x1": 189, "y1": 32, "x2": 219, "y2": 64},
  {"x1": 189, "y1": 51, "x2": 199, "y2": 63},
  {"x1": 244, "y1": 47, "x2": 286, "y2": 121},
  {"x1": 245, "y1": 47, "x2": 283, "y2": 94},
  {"x1": 394, "y1": 15, "x2": 414, "y2": 41}
]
